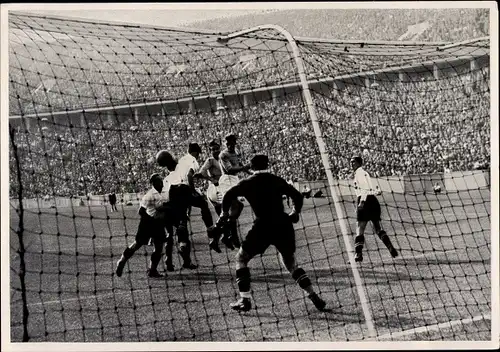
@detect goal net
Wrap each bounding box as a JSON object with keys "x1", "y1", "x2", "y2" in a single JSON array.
[{"x1": 8, "y1": 12, "x2": 491, "y2": 342}]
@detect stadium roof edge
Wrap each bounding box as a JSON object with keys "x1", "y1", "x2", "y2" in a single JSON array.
[
  {"x1": 9, "y1": 52, "x2": 488, "y2": 120},
  {"x1": 9, "y1": 10, "x2": 486, "y2": 48},
  {"x1": 294, "y1": 36, "x2": 451, "y2": 47},
  {"x1": 8, "y1": 10, "x2": 227, "y2": 36}
]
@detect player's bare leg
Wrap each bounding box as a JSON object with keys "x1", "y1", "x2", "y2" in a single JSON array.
[
  {"x1": 230, "y1": 248, "x2": 253, "y2": 312},
  {"x1": 116, "y1": 242, "x2": 142, "y2": 277},
  {"x1": 354, "y1": 221, "x2": 368, "y2": 262},
  {"x1": 280, "y1": 252, "x2": 326, "y2": 311},
  {"x1": 372, "y1": 221, "x2": 398, "y2": 258}
]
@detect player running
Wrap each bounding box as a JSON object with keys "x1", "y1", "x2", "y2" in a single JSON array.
[
  {"x1": 350, "y1": 156, "x2": 398, "y2": 262},
  {"x1": 217, "y1": 133, "x2": 252, "y2": 249},
  {"x1": 217, "y1": 154, "x2": 327, "y2": 312},
  {"x1": 115, "y1": 174, "x2": 174, "y2": 278}
]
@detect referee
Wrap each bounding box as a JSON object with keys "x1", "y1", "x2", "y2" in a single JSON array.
[{"x1": 351, "y1": 156, "x2": 398, "y2": 262}]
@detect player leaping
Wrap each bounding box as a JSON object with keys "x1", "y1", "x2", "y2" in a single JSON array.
[
  {"x1": 194, "y1": 139, "x2": 238, "y2": 248},
  {"x1": 217, "y1": 154, "x2": 326, "y2": 312},
  {"x1": 217, "y1": 134, "x2": 252, "y2": 249},
  {"x1": 350, "y1": 156, "x2": 398, "y2": 262},
  {"x1": 195, "y1": 139, "x2": 223, "y2": 214},
  {"x1": 161, "y1": 144, "x2": 222, "y2": 253}
]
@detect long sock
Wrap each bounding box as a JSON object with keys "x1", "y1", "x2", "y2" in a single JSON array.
[
  {"x1": 214, "y1": 203, "x2": 222, "y2": 216},
  {"x1": 179, "y1": 240, "x2": 192, "y2": 265},
  {"x1": 236, "y1": 267, "x2": 251, "y2": 298},
  {"x1": 150, "y1": 247, "x2": 162, "y2": 272},
  {"x1": 377, "y1": 230, "x2": 394, "y2": 250},
  {"x1": 292, "y1": 268, "x2": 314, "y2": 295},
  {"x1": 229, "y1": 221, "x2": 238, "y2": 237},
  {"x1": 121, "y1": 246, "x2": 135, "y2": 262},
  {"x1": 354, "y1": 234, "x2": 365, "y2": 254},
  {"x1": 222, "y1": 222, "x2": 232, "y2": 239},
  {"x1": 164, "y1": 236, "x2": 174, "y2": 267},
  {"x1": 229, "y1": 221, "x2": 240, "y2": 247},
  {"x1": 200, "y1": 204, "x2": 214, "y2": 228},
  {"x1": 176, "y1": 224, "x2": 192, "y2": 265}
]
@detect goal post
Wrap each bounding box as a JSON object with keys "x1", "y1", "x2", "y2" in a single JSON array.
[
  {"x1": 218, "y1": 24, "x2": 377, "y2": 337},
  {"x1": 7, "y1": 12, "x2": 492, "y2": 342}
]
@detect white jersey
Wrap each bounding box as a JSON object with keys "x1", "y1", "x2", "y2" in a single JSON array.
[
  {"x1": 353, "y1": 167, "x2": 377, "y2": 201},
  {"x1": 140, "y1": 186, "x2": 170, "y2": 217},
  {"x1": 165, "y1": 154, "x2": 199, "y2": 186}
]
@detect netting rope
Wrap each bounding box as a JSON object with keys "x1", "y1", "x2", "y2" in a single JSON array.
[{"x1": 8, "y1": 12, "x2": 491, "y2": 342}]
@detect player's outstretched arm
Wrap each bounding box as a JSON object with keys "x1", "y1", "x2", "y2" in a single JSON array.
[
  {"x1": 282, "y1": 179, "x2": 303, "y2": 224},
  {"x1": 195, "y1": 159, "x2": 211, "y2": 179},
  {"x1": 216, "y1": 182, "x2": 245, "y2": 228},
  {"x1": 243, "y1": 163, "x2": 253, "y2": 175},
  {"x1": 221, "y1": 183, "x2": 244, "y2": 214},
  {"x1": 196, "y1": 159, "x2": 220, "y2": 185},
  {"x1": 284, "y1": 182, "x2": 304, "y2": 214}
]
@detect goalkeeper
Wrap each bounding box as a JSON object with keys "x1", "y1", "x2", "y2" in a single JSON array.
[{"x1": 217, "y1": 154, "x2": 327, "y2": 312}]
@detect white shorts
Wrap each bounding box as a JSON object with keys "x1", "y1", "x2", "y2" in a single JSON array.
[
  {"x1": 206, "y1": 183, "x2": 222, "y2": 204},
  {"x1": 207, "y1": 174, "x2": 241, "y2": 204}
]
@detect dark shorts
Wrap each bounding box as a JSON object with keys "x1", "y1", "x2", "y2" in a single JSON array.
[
  {"x1": 356, "y1": 195, "x2": 381, "y2": 222},
  {"x1": 166, "y1": 184, "x2": 193, "y2": 225},
  {"x1": 135, "y1": 213, "x2": 166, "y2": 245},
  {"x1": 169, "y1": 184, "x2": 209, "y2": 211},
  {"x1": 241, "y1": 214, "x2": 296, "y2": 258}
]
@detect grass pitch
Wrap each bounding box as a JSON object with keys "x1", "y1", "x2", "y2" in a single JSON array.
[{"x1": 9, "y1": 190, "x2": 491, "y2": 341}]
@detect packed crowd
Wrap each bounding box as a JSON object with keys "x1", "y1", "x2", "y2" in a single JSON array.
[
  {"x1": 9, "y1": 9, "x2": 489, "y2": 116},
  {"x1": 319, "y1": 66, "x2": 490, "y2": 179},
  {"x1": 9, "y1": 64, "x2": 490, "y2": 199},
  {"x1": 189, "y1": 8, "x2": 490, "y2": 43}
]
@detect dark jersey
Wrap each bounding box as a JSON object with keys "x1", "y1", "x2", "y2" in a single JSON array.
[
  {"x1": 108, "y1": 193, "x2": 117, "y2": 204},
  {"x1": 221, "y1": 172, "x2": 303, "y2": 220}
]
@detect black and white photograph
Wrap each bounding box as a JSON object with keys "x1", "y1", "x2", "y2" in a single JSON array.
[{"x1": 1, "y1": 2, "x2": 498, "y2": 350}]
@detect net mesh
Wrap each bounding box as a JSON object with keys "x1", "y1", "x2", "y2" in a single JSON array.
[{"x1": 8, "y1": 12, "x2": 491, "y2": 342}]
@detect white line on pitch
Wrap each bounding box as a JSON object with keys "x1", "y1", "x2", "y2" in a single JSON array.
[
  {"x1": 371, "y1": 314, "x2": 491, "y2": 341},
  {"x1": 25, "y1": 289, "x2": 151, "y2": 307},
  {"x1": 389, "y1": 248, "x2": 458, "y2": 263},
  {"x1": 24, "y1": 285, "x2": 219, "y2": 307},
  {"x1": 17, "y1": 248, "x2": 478, "y2": 308},
  {"x1": 305, "y1": 248, "x2": 460, "y2": 269}
]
